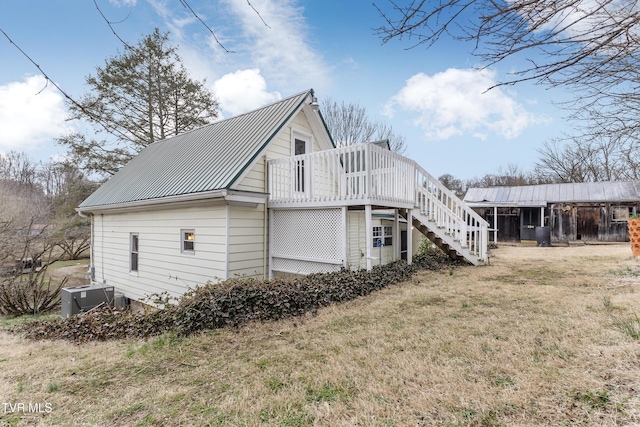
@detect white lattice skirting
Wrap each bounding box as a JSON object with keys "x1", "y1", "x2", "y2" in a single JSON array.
[{"x1": 271, "y1": 208, "x2": 344, "y2": 275}]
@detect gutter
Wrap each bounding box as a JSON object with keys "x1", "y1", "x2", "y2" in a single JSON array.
[{"x1": 77, "y1": 189, "x2": 269, "y2": 215}]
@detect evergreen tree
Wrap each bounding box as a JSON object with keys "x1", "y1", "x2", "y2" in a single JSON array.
[{"x1": 60, "y1": 28, "x2": 219, "y2": 175}]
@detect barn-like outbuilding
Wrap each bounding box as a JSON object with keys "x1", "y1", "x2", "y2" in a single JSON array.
[{"x1": 464, "y1": 181, "x2": 640, "y2": 244}]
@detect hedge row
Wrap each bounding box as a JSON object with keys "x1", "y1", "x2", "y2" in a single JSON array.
[{"x1": 18, "y1": 252, "x2": 461, "y2": 342}]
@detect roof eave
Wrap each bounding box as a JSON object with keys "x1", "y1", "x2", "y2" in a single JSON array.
[
  {"x1": 465, "y1": 201, "x2": 548, "y2": 208},
  {"x1": 77, "y1": 189, "x2": 268, "y2": 215}
]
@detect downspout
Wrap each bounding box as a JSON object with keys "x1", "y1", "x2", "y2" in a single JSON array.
[
  {"x1": 100, "y1": 214, "x2": 104, "y2": 283},
  {"x1": 225, "y1": 204, "x2": 230, "y2": 280}
]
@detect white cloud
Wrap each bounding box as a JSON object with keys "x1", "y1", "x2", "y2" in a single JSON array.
[
  {"x1": 514, "y1": 0, "x2": 640, "y2": 50},
  {"x1": 146, "y1": 0, "x2": 328, "y2": 108},
  {"x1": 385, "y1": 68, "x2": 548, "y2": 141},
  {"x1": 0, "y1": 75, "x2": 70, "y2": 153},
  {"x1": 213, "y1": 69, "x2": 281, "y2": 116},
  {"x1": 222, "y1": 0, "x2": 330, "y2": 90},
  {"x1": 108, "y1": 0, "x2": 137, "y2": 6}
]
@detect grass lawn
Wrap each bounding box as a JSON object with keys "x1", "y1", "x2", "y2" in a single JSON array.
[
  {"x1": 46, "y1": 259, "x2": 89, "y2": 271},
  {"x1": 1, "y1": 245, "x2": 639, "y2": 426}
]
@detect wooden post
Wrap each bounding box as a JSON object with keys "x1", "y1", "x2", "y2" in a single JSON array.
[
  {"x1": 365, "y1": 204, "x2": 372, "y2": 271},
  {"x1": 268, "y1": 208, "x2": 274, "y2": 279},
  {"x1": 343, "y1": 206, "x2": 349, "y2": 269},
  {"x1": 394, "y1": 208, "x2": 400, "y2": 261},
  {"x1": 407, "y1": 208, "x2": 413, "y2": 265},
  {"x1": 493, "y1": 206, "x2": 498, "y2": 244}
]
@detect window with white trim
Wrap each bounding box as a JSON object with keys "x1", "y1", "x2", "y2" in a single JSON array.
[
  {"x1": 130, "y1": 233, "x2": 139, "y2": 272},
  {"x1": 181, "y1": 229, "x2": 195, "y2": 253},
  {"x1": 292, "y1": 131, "x2": 311, "y2": 194},
  {"x1": 372, "y1": 226, "x2": 393, "y2": 248}
]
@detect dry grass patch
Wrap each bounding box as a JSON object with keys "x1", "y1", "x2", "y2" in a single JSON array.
[{"x1": 1, "y1": 244, "x2": 640, "y2": 426}]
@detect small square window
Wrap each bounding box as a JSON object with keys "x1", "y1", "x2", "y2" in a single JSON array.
[
  {"x1": 372, "y1": 226, "x2": 393, "y2": 247},
  {"x1": 182, "y1": 229, "x2": 195, "y2": 253}
]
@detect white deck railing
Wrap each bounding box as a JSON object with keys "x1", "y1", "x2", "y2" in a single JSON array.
[
  {"x1": 268, "y1": 143, "x2": 415, "y2": 206},
  {"x1": 267, "y1": 143, "x2": 488, "y2": 263},
  {"x1": 414, "y1": 163, "x2": 488, "y2": 262}
]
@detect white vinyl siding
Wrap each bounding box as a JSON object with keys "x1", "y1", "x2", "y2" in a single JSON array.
[
  {"x1": 228, "y1": 204, "x2": 267, "y2": 279},
  {"x1": 234, "y1": 156, "x2": 268, "y2": 193},
  {"x1": 234, "y1": 110, "x2": 323, "y2": 192},
  {"x1": 347, "y1": 212, "x2": 397, "y2": 269},
  {"x1": 92, "y1": 205, "x2": 227, "y2": 303}
]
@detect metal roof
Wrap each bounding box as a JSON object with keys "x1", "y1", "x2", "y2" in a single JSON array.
[
  {"x1": 79, "y1": 90, "x2": 313, "y2": 210},
  {"x1": 464, "y1": 181, "x2": 640, "y2": 207}
]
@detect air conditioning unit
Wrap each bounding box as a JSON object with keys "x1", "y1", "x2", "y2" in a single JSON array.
[{"x1": 61, "y1": 284, "x2": 115, "y2": 319}]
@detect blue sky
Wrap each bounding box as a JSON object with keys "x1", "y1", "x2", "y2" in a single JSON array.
[{"x1": 0, "y1": 0, "x2": 569, "y2": 181}]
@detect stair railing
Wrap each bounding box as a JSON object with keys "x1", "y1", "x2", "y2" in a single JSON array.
[{"x1": 414, "y1": 163, "x2": 489, "y2": 262}]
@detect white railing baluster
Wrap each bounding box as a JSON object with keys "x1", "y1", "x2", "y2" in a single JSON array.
[{"x1": 266, "y1": 143, "x2": 489, "y2": 264}]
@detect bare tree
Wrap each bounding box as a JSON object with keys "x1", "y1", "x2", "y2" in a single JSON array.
[
  {"x1": 438, "y1": 173, "x2": 465, "y2": 197},
  {"x1": 321, "y1": 98, "x2": 407, "y2": 153},
  {"x1": 374, "y1": 0, "x2": 640, "y2": 154},
  {"x1": 375, "y1": 1, "x2": 640, "y2": 89},
  {"x1": 463, "y1": 163, "x2": 545, "y2": 190},
  {"x1": 39, "y1": 161, "x2": 97, "y2": 260},
  {"x1": 0, "y1": 151, "x2": 39, "y2": 189},
  {"x1": 0, "y1": 175, "x2": 67, "y2": 316},
  {"x1": 0, "y1": 155, "x2": 96, "y2": 264},
  {"x1": 0, "y1": 180, "x2": 51, "y2": 268},
  {"x1": 535, "y1": 134, "x2": 640, "y2": 182}
]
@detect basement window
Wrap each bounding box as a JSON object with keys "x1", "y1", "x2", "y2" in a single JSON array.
[
  {"x1": 372, "y1": 226, "x2": 393, "y2": 248},
  {"x1": 181, "y1": 229, "x2": 195, "y2": 253},
  {"x1": 612, "y1": 206, "x2": 633, "y2": 222}
]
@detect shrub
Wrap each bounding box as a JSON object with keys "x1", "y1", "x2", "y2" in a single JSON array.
[
  {"x1": 0, "y1": 264, "x2": 66, "y2": 316},
  {"x1": 17, "y1": 253, "x2": 460, "y2": 342}
]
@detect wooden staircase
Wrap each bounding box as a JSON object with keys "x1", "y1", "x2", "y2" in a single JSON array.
[
  {"x1": 267, "y1": 142, "x2": 489, "y2": 266},
  {"x1": 409, "y1": 164, "x2": 489, "y2": 266}
]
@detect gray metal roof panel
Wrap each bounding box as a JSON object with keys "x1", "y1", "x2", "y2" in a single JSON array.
[
  {"x1": 464, "y1": 180, "x2": 640, "y2": 206},
  {"x1": 79, "y1": 90, "x2": 312, "y2": 209}
]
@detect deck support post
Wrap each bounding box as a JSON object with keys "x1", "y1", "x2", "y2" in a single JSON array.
[
  {"x1": 406, "y1": 208, "x2": 413, "y2": 265},
  {"x1": 493, "y1": 206, "x2": 498, "y2": 244},
  {"x1": 268, "y1": 208, "x2": 274, "y2": 279},
  {"x1": 394, "y1": 208, "x2": 400, "y2": 261},
  {"x1": 365, "y1": 204, "x2": 372, "y2": 271},
  {"x1": 342, "y1": 206, "x2": 348, "y2": 269}
]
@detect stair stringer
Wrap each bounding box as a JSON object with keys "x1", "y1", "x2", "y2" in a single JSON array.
[{"x1": 404, "y1": 211, "x2": 485, "y2": 266}]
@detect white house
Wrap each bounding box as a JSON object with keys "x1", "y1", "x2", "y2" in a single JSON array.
[{"x1": 78, "y1": 90, "x2": 488, "y2": 303}]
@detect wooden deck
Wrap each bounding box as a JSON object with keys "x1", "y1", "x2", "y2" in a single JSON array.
[{"x1": 267, "y1": 143, "x2": 489, "y2": 265}]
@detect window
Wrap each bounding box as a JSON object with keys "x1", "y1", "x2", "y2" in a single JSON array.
[
  {"x1": 130, "y1": 233, "x2": 139, "y2": 272},
  {"x1": 292, "y1": 131, "x2": 311, "y2": 194},
  {"x1": 612, "y1": 206, "x2": 633, "y2": 222},
  {"x1": 372, "y1": 226, "x2": 393, "y2": 248},
  {"x1": 294, "y1": 138, "x2": 306, "y2": 192},
  {"x1": 181, "y1": 229, "x2": 195, "y2": 253}
]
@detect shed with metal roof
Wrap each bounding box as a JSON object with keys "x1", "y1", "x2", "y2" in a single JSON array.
[{"x1": 464, "y1": 181, "x2": 640, "y2": 244}]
